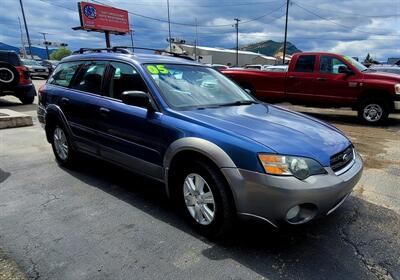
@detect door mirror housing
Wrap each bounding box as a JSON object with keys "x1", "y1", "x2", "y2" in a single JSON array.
[
  {"x1": 121, "y1": 91, "x2": 153, "y2": 109},
  {"x1": 338, "y1": 65, "x2": 353, "y2": 75}
]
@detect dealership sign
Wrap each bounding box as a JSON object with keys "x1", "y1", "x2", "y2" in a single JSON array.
[{"x1": 78, "y1": 2, "x2": 129, "y2": 34}]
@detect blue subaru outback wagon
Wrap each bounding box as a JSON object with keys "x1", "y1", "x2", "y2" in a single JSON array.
[{"x1": 38, "y1": 48, "x2": 363, "y2": 237}]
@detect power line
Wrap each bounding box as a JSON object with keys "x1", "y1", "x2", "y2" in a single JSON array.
[
  {"x1": 294, "y1": 1, "x2": 400, "y2": 19},
  {"x1": 293, "y1": 2, "x2": 399, "y2": 37}
]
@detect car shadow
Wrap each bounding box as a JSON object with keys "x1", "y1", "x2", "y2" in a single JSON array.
[{"x1": 61, "y1": 154, "x2": 399, "y2": 279}]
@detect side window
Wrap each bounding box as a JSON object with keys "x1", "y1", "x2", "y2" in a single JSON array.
[
  {"x1": 71, "y1": 61, "x2": 107, "y2": 95},
  {"x1": 294, "y1": 55, "x2": 316, "y2": 73},
  {"x1": 106, "y1": 62, "x2": 148, "y2": 100},
  {"x1": 48, "y1": 62, "x2": 81, "y2": 87},
  {"x1": 319, "y1": 56, "x2": 347, "y2": 74}
]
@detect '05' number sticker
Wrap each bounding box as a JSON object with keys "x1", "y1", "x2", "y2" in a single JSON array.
[{"x1": 146, "y1": 65, "x2": 169, "y2": 74}]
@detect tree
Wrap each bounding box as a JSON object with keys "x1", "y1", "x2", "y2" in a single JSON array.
[{"x1": 50, "y1": 48, "x2": 72, "y2": 60}]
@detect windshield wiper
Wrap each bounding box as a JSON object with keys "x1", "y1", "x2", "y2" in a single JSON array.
[{"x1": 218, "y1": 100, "x2": 259, "y2": 107}]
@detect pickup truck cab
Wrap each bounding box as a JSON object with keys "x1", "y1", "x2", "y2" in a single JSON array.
[{"x1": 222, "y1": 52, "x2": 400, "y2": 124}]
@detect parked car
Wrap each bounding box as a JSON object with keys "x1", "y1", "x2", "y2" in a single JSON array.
[
  {"x1": 222, "y1": 52, "x2": 400, "y2": 124},
  {"x1": 264, "y1": 65, "x2": 288, "y2": 72},
  {"x1": 38, "y1": 48, "x2": 363, "y2": 237},
  {"x1": 41, "y1": 59, "x2": 59, "y2": 74},
  {"x1": 21, "y1": 58, "x2": 49, "y2": 79},
  {"x1": 369, "y1": 65, "x2": 400, "y2": 75},
  {"x1": 244, "y1": 64, "x2": 267, "y2": 70},
  {"x1": 0, "y1": 51, "x2": 36, "y2": 104},
  {"x1": 207, "y1": 64, "x2": 229, "y2": 71}
]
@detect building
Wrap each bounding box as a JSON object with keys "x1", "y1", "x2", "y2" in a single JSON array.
[{"x1": 169, "y1": 42, "x2": 277, "y2": 66}]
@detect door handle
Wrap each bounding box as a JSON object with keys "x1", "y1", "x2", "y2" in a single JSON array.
[
  {"x1": 288, "y1": 76, "x2": 297, "y2": 79},
  {"x1": 99, "y1": 107, "x2": 110, "y2": 116},
  {"x1": 316, "y1": 77, "x2": 327, "y2": 81},
  {"x1": 60, "y1": 97, "x2": 70, "y2": 106}
]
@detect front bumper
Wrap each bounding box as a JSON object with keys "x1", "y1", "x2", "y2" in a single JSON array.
[{"x1": 222, "y1": 152, "x2": 363, "y2": 227}]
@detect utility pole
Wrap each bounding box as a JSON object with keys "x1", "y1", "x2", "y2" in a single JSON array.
[
  {"x1": 19, "y1": 0, "x2": 34, "y2": 59},
  {"x1": 39, "y1": 32, "x2": 50, "y2": 59},
  {"x1": 18, "y1": 17, "x2": 27, "y2": 58},
  {"x1": 282, "y1": 0, "x2": 290, "y2": 65},
  {"x1": 130, "y1": 29, "x2": 134, "y2": 50},
  {"x1": 234, "y1": 18, "x2": 240, "y2": 66},
  {"x1": 194, "y1": 18, "x2": 198, "y2": 61},
  {"x1": 167, "y1": 0, "x2": 172, "y2": 51}
]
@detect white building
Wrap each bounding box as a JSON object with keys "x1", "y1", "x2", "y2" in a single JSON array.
[{"x1": 169, "y1": 43, "x2": 277, "y2": 66}]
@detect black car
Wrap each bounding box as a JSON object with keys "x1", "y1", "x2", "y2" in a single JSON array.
[{"x1": 0, "y1": 51, "x2": 37, "y2": 104}]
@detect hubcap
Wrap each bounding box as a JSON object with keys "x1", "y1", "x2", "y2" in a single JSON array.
[
  {"x1": 53, "y1": 127, "x2": 69, "y2": 160},
  {"x1": 363, "y1": 104, "x2": 382, "y2": 122},
  {"x1": 0, "y1": 68, "x2": 14, "y2": 83},
  {"x1": 183, "y1": 173, "x2": 215, "y2": 225}
]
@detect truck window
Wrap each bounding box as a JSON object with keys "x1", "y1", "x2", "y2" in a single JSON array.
[
  {"x1": 294, "y1": 55, "x2": 316, "y2": 73},
  {"x1": 319, "y1": 56, "x2": 346, "y2": 74}
]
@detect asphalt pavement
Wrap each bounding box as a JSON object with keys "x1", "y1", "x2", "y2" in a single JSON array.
[{"x1": 0, "y1": 79, "x2": 399, "y2": 280}]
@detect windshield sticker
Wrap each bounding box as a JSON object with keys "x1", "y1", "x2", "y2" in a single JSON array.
[{"x1": 146, "y1": 65, "x2": 169, "y2": 75}]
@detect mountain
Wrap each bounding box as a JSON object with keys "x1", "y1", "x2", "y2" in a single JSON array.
[
  {"x1": 240, "y1": 40, "x2": 301, "y2": 57},
  {"x1": 0, "y1": 42, "x2": 55, "y2": 59}
]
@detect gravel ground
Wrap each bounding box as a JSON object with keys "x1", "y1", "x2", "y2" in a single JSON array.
[{"x1": 0, "y1": 79, "x2": 399, "y2": 280}]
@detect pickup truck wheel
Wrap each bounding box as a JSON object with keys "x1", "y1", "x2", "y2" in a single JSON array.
[
  {"x1": 50, "y1": 124, "x2": 76, "y2": 167},
  {"x1": 357, "y1": 98, "x2": 389, "y2": 125},
  {"x1": 177, "y1": 159, "x2": 236, "y2": 238}
]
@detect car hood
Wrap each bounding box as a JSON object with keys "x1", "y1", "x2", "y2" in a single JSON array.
[
  {"x1": 363, "y1": 71, "x2": 400, "y2": 82},
  {"x1": 178, "y1": 103, "x2": 351, "y2": 166}
]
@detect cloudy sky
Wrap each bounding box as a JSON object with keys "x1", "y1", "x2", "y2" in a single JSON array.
[{"x1": 1, "y1": 0, "x2": 399, "y2": 61}]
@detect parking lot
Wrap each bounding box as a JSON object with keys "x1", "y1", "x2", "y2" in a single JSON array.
[{"x1": 0, "y1": 79, "x2": 399, "y2": 280}]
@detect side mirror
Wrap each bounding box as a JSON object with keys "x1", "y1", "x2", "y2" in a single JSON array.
[
  {"x1": 338, "y1": 65, "x2": 353, "y2": 75},
  {"x1": 121, "y1": 91, "x2": 152, "y2": 109}
]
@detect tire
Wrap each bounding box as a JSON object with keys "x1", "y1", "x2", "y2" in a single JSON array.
[
  {"x1": 175, "y1": 159, "x2": 236, "y2": 238},
  {"x1": 357, "y1": 98, "x2": 389, "y2": 125},
  {"x1": 50, "y1": 123, "x2": 76, "y2": 167},
  {"x1": 19, "y1": 95, "x2": 34, "y2": 104},
  {"x1": 0, "y1": 62, "x2": 19, "y2": 89}
]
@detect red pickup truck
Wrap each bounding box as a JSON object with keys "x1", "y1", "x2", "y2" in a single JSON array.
[{"x1": 222, "y1": 52, "x2": 400, "y2": 124}]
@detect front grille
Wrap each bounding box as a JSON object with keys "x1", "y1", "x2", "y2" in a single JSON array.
[{"x1": 330, "y1": 146, "x2": 354, "y2": 173}]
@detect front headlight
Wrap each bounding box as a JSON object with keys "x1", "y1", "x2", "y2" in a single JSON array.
[
  {"x1": 395, "y1": 84, "x2": 400, "y2": 95},
  {"x1": 258, "y1": 154, "x2": 327, "y2": 180}
]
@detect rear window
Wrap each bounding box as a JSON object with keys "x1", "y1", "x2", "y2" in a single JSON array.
[
  {"x1": 0, "y1": 52, "x2": 21, "y2": 66},
  {"x1": 294, "y1": 55, "x2": 316, "y2": 73},
  {"x1": 48, "y1": 62, "x2": 82, "y2": 87}
]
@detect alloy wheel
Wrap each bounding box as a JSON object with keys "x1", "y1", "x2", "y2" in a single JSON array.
[
  {"x1": 363, "y1": 103, "x2": 383, "y2": 122},
  {"x1": 53, "y1": 127, "x2": 69, "y2": 161},
  {"x1": 183, "y1": 173, "x2": 216, "y2": 225}
]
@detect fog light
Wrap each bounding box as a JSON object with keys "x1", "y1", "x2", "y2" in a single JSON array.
[{"x1": 286, "y1": 205, "x2": 300, "y2": 220}]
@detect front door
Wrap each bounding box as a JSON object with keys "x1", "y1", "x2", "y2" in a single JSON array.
[
  {"x1": 96, "y1": 61, "x2": 166, "y2": 180},
  {"x1": 314, "y1": 55, "x2": 361, "y2": 104}
]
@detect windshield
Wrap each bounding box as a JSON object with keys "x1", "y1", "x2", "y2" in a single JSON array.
[
  {"x1": 144, "y1": 64, "x2": 254, "y2": 109},
  {"x1": 342, "y1": 56, "x2": 367, "y2": 72},
  {"x1": 22, "y1": 59, "x2": 41, "y2": 66}
]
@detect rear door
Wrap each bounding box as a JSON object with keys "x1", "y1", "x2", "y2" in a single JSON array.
[
  {"x1": 315, "y1": 55, "x2": 361, "y2": 104},
  {"x1": 285, "y1": 55, "x2": 317, "y2": 102},
  {"x1": 48, "y1": 60, "x2": 107, "y2": 154}
]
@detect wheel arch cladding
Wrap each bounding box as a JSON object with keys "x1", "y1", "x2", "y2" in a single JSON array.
[
  {"x1": 163, "y1": 137, "x2": 237, "y2": 197},
  {"x1": 45, "y1": 105, "x2": 72, "y2": 143}
]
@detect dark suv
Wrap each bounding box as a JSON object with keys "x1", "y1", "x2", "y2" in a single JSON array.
[
  {"x1": 38, "y1": 48, "x2": 362, "y2": 237},
  {"x1": 0, "y1": 51, "x2": 36, "y2": 104}
]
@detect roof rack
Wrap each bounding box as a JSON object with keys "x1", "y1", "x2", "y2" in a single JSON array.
[{"x1": 72, "y1": 46, "x2": 195, "y2": 61}]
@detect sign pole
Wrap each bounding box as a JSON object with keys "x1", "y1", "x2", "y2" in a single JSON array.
[{"x1": 105, "y1": 31, "x2": 111, "y2": 48}]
